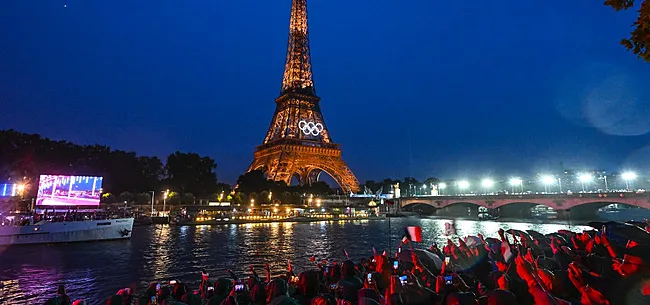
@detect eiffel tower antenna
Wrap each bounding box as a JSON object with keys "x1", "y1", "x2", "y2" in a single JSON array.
[
  {"x1": 282, "y1": 0, "x2": 315, "y2": 96},
  {"x1": 246, "y1": 0, "x2": 359, "y2": 193}
]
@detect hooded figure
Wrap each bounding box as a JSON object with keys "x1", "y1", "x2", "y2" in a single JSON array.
[
  {"x1": 337, "y1": 260, "x2": 364, "y2": 303},
  {"x1": 266, "y1": 278, "x2": 299, "y2": 305},
  {"x1": 293, "y1": 270, "x2": 320, "y2": 305},
  {"x1": 208, "y1": 278, "x2": 232, "y2": 305}
]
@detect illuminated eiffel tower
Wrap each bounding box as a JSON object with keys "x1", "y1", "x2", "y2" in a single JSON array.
[{"x1": 247, "y1": 0, "x2": 359, "y2": 193}]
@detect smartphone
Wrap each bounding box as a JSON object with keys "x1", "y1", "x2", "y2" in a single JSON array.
[
  {"x1": 325, "y1": 266, "x2": 329, "y2": 273},
  {"x1": 155, "y1": 283, "x2": 161, "y2": 291},
  {"x1": 169, "y1": 280, "x2": 177, "y2": 285},
  {"x1": 371, "y1": 258, "x2": 376, "y2": 263},
  {"x1": 151, "y1": 296, "x2": 157, "y2": 302},
  {"x1": 398, "y1": 247, "x2": 402, "y2": 253},
  {"x1": 208, "y1": 286, "x2": 214, "y2": 291},
  {"x1": 445, "y1": 257, "x2": 450, "y2": 265},
  {"x1": 367, "y1": 273, "x2": 373, "y2": 284},
  {"x1": 291, "y1": 276, "x2": 299, "y2": 283},
  {"x1": 234, "y1": 284, "x2": 244, "y2": 291},
  {"x1": 329, "y1": 283, "x2": 338, "y2": 290},
  {"x1": 444, "y1": 275, "x2": 453, "y2": 285},
  {"x1": 393, "y1": 261, "x2": 399, "y2": 270}
]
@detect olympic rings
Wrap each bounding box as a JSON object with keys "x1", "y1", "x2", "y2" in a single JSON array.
[{"x1": 298, "y1": 120, "x2": 324, "y2": 136}]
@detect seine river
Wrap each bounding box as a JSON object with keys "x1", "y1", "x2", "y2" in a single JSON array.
[{"x1": 0, "y1": 218, "x2": 589, "y2": 304}]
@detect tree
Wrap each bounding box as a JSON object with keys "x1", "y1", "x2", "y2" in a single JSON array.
[
  {"x1": 281, "y1": 191, "x2": 292, "y2": 203},
  {"x1": 605, "y1": 0, "x2": 650, "y2": 61},
  {"x1": 119, "y1": 191, "x2": 133, "y2": 203},
  {"x1": 260, "y1": 190, "x2": 270, "y2": 204},
  {"x1": 424, "y1": 177, "x2": 441, "y2": 186},
  {"x1": 135, "y1": 192, "x2": 152, "y2": 204},
  {"x1": 101, "y1": 193, "x2": 118, "y2": 204},
  {"x1": 166, "y1": 191, "x2": 181, "y2": 205},
  {"x1": 181, "y1": 193, "x2": 196, "y2": 205},
  {"x1": 165, "y1": 151, "x2": 218, "y2": 197},
  {"x1": 236, "y1": 170, "x2": 271, "y2": 194}
]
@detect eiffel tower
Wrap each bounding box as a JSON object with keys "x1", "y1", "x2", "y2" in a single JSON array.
[{"x1": 247, "y1": 0, "x2": 359, "y2": 193}]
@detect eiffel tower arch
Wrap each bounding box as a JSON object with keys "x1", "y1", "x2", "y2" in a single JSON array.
[{"x1": 247, "y1": 0, "x2": 359, "y2": 193}]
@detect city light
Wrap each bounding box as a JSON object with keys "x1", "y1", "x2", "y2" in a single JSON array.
[
  {"x1": 578, "y1": 174, "x2": 592, "y2": 182},
  {"x1": 481, "y1": 178, "x2": 494, "y2": 188},
  {"x1": 509, "y1": 178, "x2": 522, "y2": 193},
  {"x1": 622, "y1": 172, "x2": 637, "y2": 190},
  {"x1": 458, "y1": 180, "x2": 470, "y2": 191},
  {"x1": 578, "y1": 174, "x2": 592, "y2": 192},
  {"x1": 439, "y1": 183, "x2": 447, "y2": 189},
  {"x1": 541, "y1": 175, "x2": 555, "y2": 185},
  {"x1": 622, "y1": 172, "x2": 637, "y2": 181}
]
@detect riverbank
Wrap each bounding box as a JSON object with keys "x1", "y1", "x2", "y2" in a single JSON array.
[{"x1": 171, "y1": 216, "x2": 384, "y2": 226}]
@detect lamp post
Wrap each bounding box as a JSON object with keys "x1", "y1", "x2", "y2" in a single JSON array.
[
  {"x1": 578, "y1": 174, "x2": 592, "y2": 193},
  {"x1": 163, "y1": 189, "x2": 169, "y2": 215},
  {"x1": 622, "y1": 172, "x2": 637, "y2": 191},
  {"x1": 541, "y1": 175, "x2": 554, "y2": 194},
  {"x1": 481, "y1": 178, "x2": 494, "y2": 195},
  {"x1": 149, "y1": 191, "x2": 155, "y2": 215},
  {"x1": 458, "y1": 180, "x2": 469, "y2": 195},
  {"x1": 509, "y1": 178, "x2": 522, "y2": 194},
  {"x1": 604, "y1": 175, "x2": 608, "y2": 191}
]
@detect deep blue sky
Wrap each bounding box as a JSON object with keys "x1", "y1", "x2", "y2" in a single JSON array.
[{"x1": 1, "y1": 1, "x2": 649, "y2": 185}]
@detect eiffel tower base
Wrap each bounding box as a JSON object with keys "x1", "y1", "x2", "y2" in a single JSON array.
[{"x1": 248, "y1": 141, "x2": 359, "y2": 194}]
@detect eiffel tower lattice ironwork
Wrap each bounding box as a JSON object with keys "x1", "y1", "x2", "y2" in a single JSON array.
[{"x1": 247, "y1": 0, "x2": 359, "y2": 193}]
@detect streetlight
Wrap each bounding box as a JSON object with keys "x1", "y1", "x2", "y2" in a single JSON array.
[
  {"x1": 541, "y1": 175, "x2": 555, "y2": 193},
  {"x1": 457, "y1": 180, "x2": 469, "y2": 195},
  {"x1": 250, "y1": 198, "x2": 255, "y2": 207},
  {"x1": 622, "y1": 172, "x2": 637, "y2": 191},
  {"x1": 509, "y1": 178, "x2": 522, "y2": 194},
  {"x1": 481, "y1": 178, "x2": 494, "y2": 195},
  {"x1": 162, "y1": 189, "x2": 170, "y2": 215},
  {"x1": 422, "y1": 184, "x2": 427, "y2": 196},
  {"x1": 149, "y1": 190, "x2": 155, "y2": 215},
  {"x1": 578, "y1": 174, "x2": 592, "y2": 193},
  {"x1": 439, "y1": 182, "x2": 446, "y2": 195}
]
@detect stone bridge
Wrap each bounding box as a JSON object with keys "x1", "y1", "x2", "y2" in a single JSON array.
[
  {"x1": 399, "y1": 193, "x2": 650, "y2": 219},
  {"x1": 400, "y1": 193, "x2": 650, "y2": 209}
]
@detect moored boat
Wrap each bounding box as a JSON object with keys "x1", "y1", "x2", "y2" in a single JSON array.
[{"x1": 0, "y1": 214, "x2": 134, "y2": 246}]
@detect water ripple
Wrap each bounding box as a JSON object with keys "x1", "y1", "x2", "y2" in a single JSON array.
[{"x1": 0, "y1": 218, "x2": 588, "y2": 304}]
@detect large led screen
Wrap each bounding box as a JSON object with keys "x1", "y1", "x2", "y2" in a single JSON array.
[{"x1": 36, "y1": 175, "x2": 103, "y2": 206}]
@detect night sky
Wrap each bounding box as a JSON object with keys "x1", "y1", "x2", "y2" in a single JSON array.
[{"x1": 1, "y1": 1, "x2": 649, "y2": 185}]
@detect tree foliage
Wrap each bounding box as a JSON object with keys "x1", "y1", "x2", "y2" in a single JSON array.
[
  {"x1": 605, "y1": 0, "x2": 650, "y2": 61},
  {"x1": 235, "y1": 170, "x2": 335, "y2": 203},
  {"x1": 164, "y1": 151, "x2": 218, "y2": 197},
  {"x1": 0, "y1": 130, "x2": 228, "y2": 200}
]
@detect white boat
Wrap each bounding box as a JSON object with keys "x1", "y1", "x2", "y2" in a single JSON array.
[{"x1": 0, "y1": 218, "x2": 134, "y2": 246}]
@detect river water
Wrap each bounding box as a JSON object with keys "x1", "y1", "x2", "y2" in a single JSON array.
[{"x1": 0, "y1": 218, "x2": 589, "y2": 304}]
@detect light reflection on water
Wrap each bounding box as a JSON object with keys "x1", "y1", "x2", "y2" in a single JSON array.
[{"x1": 0, "y1": 218, "x2": 589, "y2": 304}]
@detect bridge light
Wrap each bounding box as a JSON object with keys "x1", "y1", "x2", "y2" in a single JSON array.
[
  {"x1": 509, "y1": 178, "x2": 522, "y2": 186},
  {"x1": 578, "y1": 173, "x2": 592, "y2": 193},
  {"x1": 622, "y1": 172, "x2": 637, "y2": 181},
  {"x1": 481, "y1": 179, "x2": 494, "y2": 188},
  {"x1": 541, "y1": 175, "x2": 555, "y2": 185},
  {"x1": 578, "y1": 174, "x2": 592, "y2": 183},
  {"x1": 622, "y1": 172, "x2": 636, "y2": 191},
  {"x1": 458, "y1": 180, "x2": 469, "y2": 189}
]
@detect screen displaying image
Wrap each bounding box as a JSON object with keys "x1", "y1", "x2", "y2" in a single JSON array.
[{"x1": 36, "y1": 175, "x2": 103, "y2": 206}]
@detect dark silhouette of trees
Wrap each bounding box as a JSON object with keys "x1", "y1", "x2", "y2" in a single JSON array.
[
  {"x1": 235, "y1": 170, "x2": 335, "y2": 203},
  {"x1": 605, "y1": 0, "x2": 650, "y2": 61},
  {"x1": 164, "y1": 151, "x2": 218, "y2": 198},
  {"x1": 0, "y1": 130, "x2": 228, "y2": 201}
]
